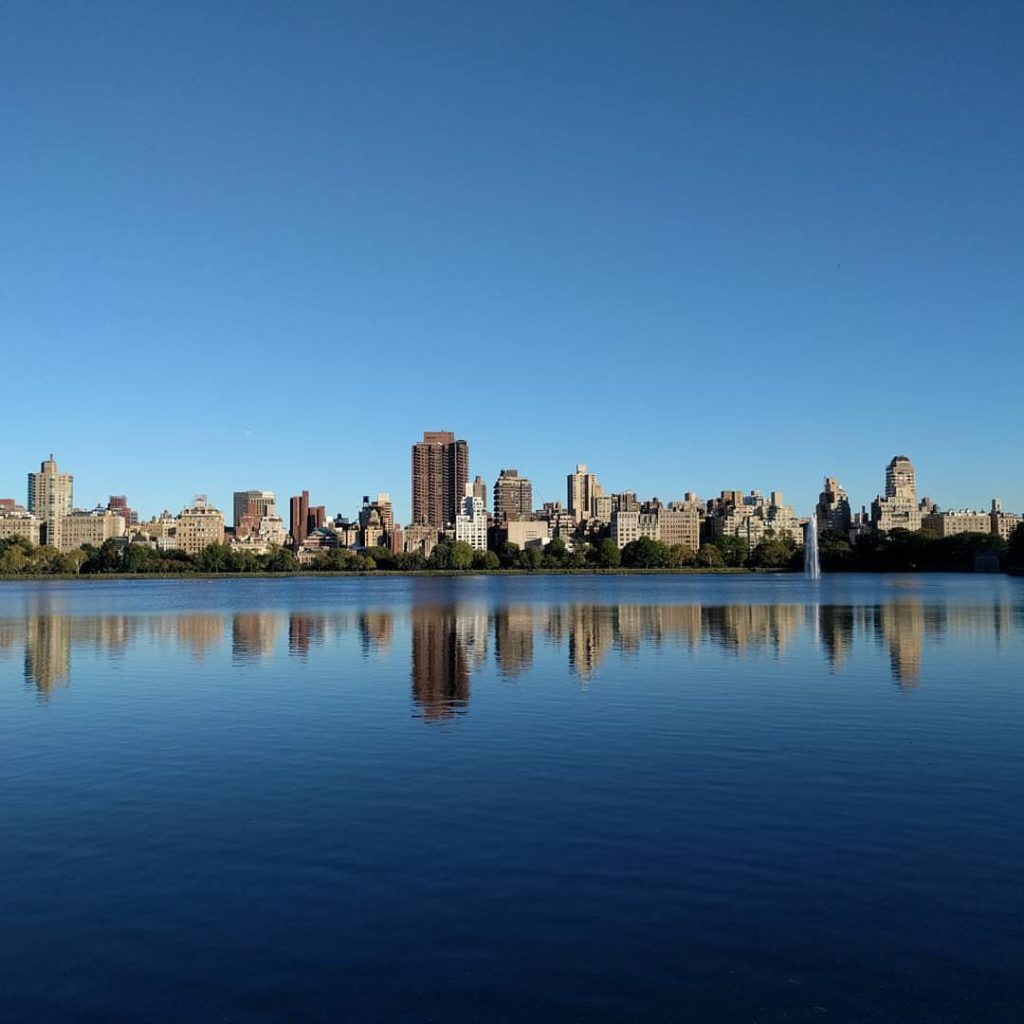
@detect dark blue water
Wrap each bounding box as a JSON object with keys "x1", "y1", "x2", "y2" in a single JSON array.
[{"x1": 1, "y1": 574, "x2": 1022, "y2": 1023}]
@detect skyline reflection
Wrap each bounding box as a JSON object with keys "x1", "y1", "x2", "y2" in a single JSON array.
[{"x1": 1, "y1": 593, "x2": 1020, "y2": 706}]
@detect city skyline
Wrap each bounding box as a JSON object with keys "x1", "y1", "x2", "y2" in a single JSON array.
[
  {"x1": 1, "y1": 446, "x2": 1021, "y2": 538},
  {"x1": 3, "y1": 6, "x2": 1023, "y2": 523}
]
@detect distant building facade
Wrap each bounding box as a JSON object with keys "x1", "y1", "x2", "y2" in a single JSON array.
[
  {"x1": 175, "y1": 497, "x2": 225, "y2": 555},
  {"x1": 411, "y1": 431, "x2": 469, "y2": 528},
  {"x1": 816, "y1": 477, "x2": 852, "y2": 534},
  {"x1": 567, "y1": 464, "x2": 606, "y2": 523},
  {"x1": 872, "y1": 456, "x2": 923, "y2": 532},
  {"x1": 454, "y1": 486, "x2": 488, "y2": 551},
  {"x1": 59, "y1": 510, "x2": 126, "y2": 552},
  {"x1": 27, "y1": 455, "x2": 73, "y2": 549},
  {"x1": 493, "y1": 469, "x2": 533, "y2": 520}
]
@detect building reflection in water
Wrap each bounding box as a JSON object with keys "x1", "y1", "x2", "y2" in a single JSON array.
[
  {"x1": 232, "y1": 613, "x2": 281, "y2": 663},
  {"x1": 1, "y1": 595, "x2": 1020, "y2": 705},
  {"x1": 410, "y1": 605, "x2": 472, "y2": 720}
]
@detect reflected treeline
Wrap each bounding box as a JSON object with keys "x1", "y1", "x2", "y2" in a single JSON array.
[{"x1": 1, "y1": 597, "x2": 1021, "y2": 704}]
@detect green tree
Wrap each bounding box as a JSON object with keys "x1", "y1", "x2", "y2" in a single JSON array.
[
  {"x1": 450, "y1": 541, "x2": 475, "y2": 570},
  {"x1": 473, "y1": 550, "x2": 500, "y2": 570},
  {"x1": 621, "y1": 536, "x2": 669, "y2": 568},
  {"x1": 596, "y1": 538, "x2": 621, "y2": 568},
  {"x1": 517, "y1": 546, "x2": 544, "y2": 570},
  {"x1": 1007, "y1": 523, "x2": 1024, "y2": 570},
  {"x1": 714, "y1": 536, "x2": 749, "y2": 568},
  {"x1": 667, "y1": 544, "x2": 696, "y2": 568},
  {"x1": 749, "y1": 530, "x2": 797, "y2": 569},
  {"x1": 543, "y1": 537, "x2": 568, "y2": 568},
  {"x1": 696, "y1": 544, "x2": 725, "y2": 568}
]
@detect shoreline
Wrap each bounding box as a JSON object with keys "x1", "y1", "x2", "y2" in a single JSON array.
[
  {"x1": 0, "y1": 567, "x2": 780, "y2": 581},
  {"x1": 0, "y1": 567, "x2": 1018, "y2": 581}
]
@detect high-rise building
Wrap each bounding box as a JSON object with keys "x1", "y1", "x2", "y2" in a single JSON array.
[
  {"x1": 886, "y1": 456, "x2": 916, "y2": 501},
  {"x1": 359, "y1": 493, "x2": 394, "y2": 549},
  {"x1": 567, "y1": 464, "x2": 605, "y2": 523},
  {"x1": 816, "y1": 478, "x2": 852, "y2": 534},
  {"x1": 411, "y1": 431, "x2": 469, "y2": 527},
  {"x1": 106, "y1": 496, "x2": 138, "y2": 529},
  {"x1": 27, "y1": 455, "x2": 73, "y2": 549},
  {"x1": 471, "y1": 475, "x2": 487, "y2": 510},
  {"x1": 289, "y1": 491, "x2": 310, "y2": 548},
  {"x1": 872, "y1": 456, "x2": 922, "y2": 532},
  {"x1": 176, "y1": 496, "x2": 225, "y2": 555},
  {"x1": 454, "y1": 484, "x2": 488, "y2": 551},
  {"x1": 233, "y1": 490, "x2": 277, "y2": 531},
  {"x1": 493, "y1": 469, "x2": 533, "y2": 520}
]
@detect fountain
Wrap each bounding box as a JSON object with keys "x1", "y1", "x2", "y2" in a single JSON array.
[{"x1": 804, "y1": 516, "x2": 821, "y2": 580}]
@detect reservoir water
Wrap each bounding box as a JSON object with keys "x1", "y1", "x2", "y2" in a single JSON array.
[{"x1": 1, "y1": 574, "x2": 1022, "y2": 1022}]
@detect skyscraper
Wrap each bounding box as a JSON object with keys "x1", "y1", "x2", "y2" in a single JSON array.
[
  {"x1": 27, "y1": 455, "x2": 73, "y2": 549},
  {"x1": 233, "y1": 490, "x2": 278, "y2": 531},
  {"x1": 872, "y1": 455, "x2": 922, "y2": 532},
  {"x1": 494, "y1": 469, "x2": 533, "y2": 520},
  {"x1": 885, "y1": 456, "x2": 916, "y2": 501},
  {"x1": 816, "y1": 477, "x2": 852, "y2": 534},
  {"x1": 411, "y1": 431, "x2": 469, "y2": 527},
  {"x1": 567, "y1": 464, "x2": 605, "y2": 523},
  {"x1": 471, "y1": 475, "x2": 487, "y2": 509},
  {"x1": 289, "y1": 490, "x2": 310, "y2": 548}
]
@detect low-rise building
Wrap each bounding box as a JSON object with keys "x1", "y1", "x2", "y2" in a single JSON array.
[
  {"x1": 502, "y1": 519, "x2": 550, "y2": 550},
  {"x1": 921, "y1": 509, "x2": 991, "y2": 538},
  {"x1": 0, "y1": 508, "x2": 42, "y2": 545},
  {"x1": 59, "y1": 509, "x2": 126, "y2": 551}
]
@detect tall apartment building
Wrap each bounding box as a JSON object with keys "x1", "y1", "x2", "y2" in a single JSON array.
[
  {"x1": 454, "y1": 485, "x2": 488, "y2": 551},
  {"x1": 176, "y1": 497, "x2": 225, "y2": 555},
  {"x1": 27, "y1": 455, "x2": 73, "y2": 549},
  {"x1": 567, "y1": 464, "x2": 605, "y2": 523},
  {"x1": 816, "y1": 477, "x2": 852, "y2": 534},
  {"x1": 609, "y1": 504, "x2": 702, "y2": 551},
  {"x1": 359, "y1": 493, "x2": 394, "y2": 549},
  {"x1": 658, "y1": 506, "x2": 702, "y2": 552},
  {"x1": 610, "y1": 509, "x2": 659, "y2": 548},
  {"x1": 493, "y1": 469, "x2": 533, "y2": 520},
  {"x1": 290, "y1": 489, "x2": 321, "y2": 548},
  {"x1": 412, "y1": 431, "x2": 469, "y2": 527},
  {"x1": 231, "y1": 490, "x2": 287, "y2": 549},
  {"x1": 106, "y1": 496, "x2": 138, "y2": 529},
  {"x1": 471, "y1": 475, "x2": 487, "y2": 510},
  {"x1": 872, "y1": 455, "x2": 922, "y2": 532},
  {"x1": 233, "y1": 490, "x2": 278, "y2": 531}
]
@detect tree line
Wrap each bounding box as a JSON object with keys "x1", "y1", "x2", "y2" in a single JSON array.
[{"x1": 1, "y1": 525, "x2": 1021, "y2": 575}]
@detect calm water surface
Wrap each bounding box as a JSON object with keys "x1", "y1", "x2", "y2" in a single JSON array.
[{"x1": 1, "y1": 574, "x2": 1022, "y2": 1022}]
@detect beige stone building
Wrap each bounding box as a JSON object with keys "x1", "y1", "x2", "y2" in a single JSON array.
[
  {"x1": 504, "y1": 519, "x2": 550, "y2": 550},
  {"x1": 567, "y1": 464, "x2": 606, "y2": 523},
  {"x1": 991, "y1": 499, "x2": 1022, "y2": 542},
  {"x1": 59, "y1": 510, "x2": 126, "y2": 551},
  {"x1": 0, "y1": 510, "x2": 42, "y2": 545},
  {"x1": 610, "y1": 510, "x2": 659, "y2": 549},
  {"x1": 872, "y1": 455, "x2": 923, "y2": 532},
  {"x1": 175, "y1": 498, "x2": 225, "y2": 555},
  {"x1": 708, "y1": 490, "x2": 803, "y2": 547},
  {"x1": 27, "y1": 455, "x2": 73, "y2": 549},
  {"x1": 658, "y1": 506, "x2": 702, "y2": 552},
  {"x1": 921, "y1": 509, "x2": 991, "y2": 538}
]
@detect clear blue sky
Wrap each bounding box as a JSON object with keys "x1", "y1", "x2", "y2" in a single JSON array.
[{"x1": 2, "y1": 1, "x2": 1022, "y2": 522}]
